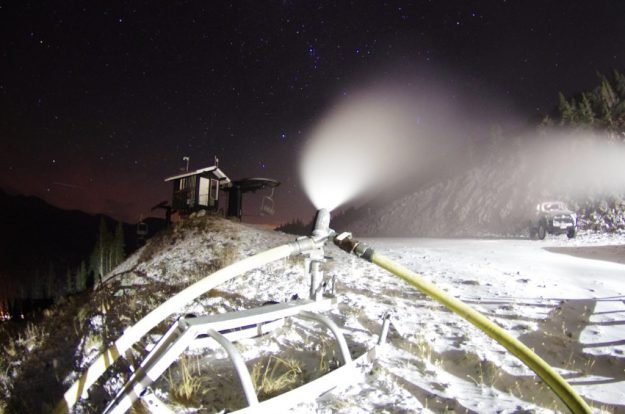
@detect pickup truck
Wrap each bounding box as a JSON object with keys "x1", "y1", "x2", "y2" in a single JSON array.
[{"x1": 529, "y1": 201, "x2": 577, "y2": 240}]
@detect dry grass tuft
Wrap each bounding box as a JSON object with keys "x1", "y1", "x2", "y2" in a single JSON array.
[
  {"x1": 2, "y1": 339, "x2": 18, "y2": 359},
  {"x1": 17, "y1": 322, "x2": 47, "y2": 352},
  {"x1": 166, "y1": 355, "x2": 204, "y2": 406},
  {"x1": 251, "y1": 355, "x2": 304, "y2": 399}
]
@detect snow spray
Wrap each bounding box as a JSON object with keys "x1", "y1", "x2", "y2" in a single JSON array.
[
  {"x1": 298, "y1": 84, "x2": 459, "y2": 212},
  {"x1": 298, "y1": 76, "x2": 511, "y2": 213},
  {"x1": 298, "y1": 91, "x2": 415, "y2": 211}
]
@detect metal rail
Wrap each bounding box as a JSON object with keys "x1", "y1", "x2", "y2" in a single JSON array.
[
  {"x1": 103, "y1": 299, "x2": 337, "y2": 413},
  {"x1": 297, "y1": 311, "x2": 352, "y2": 364},
  {"x1": 205, "y1": 329, "x2": 258, "y2": 406}
]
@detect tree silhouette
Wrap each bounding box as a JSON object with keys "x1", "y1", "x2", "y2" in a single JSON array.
[
  {"x1": 556, "y1": 70, "x2": 625, "y2": 135},
  {"x1": 88, "y1": 218, "x2": 126, "y2": 284}
]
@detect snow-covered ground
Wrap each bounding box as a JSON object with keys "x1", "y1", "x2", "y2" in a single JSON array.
[
  {"x1": 15, "y1": 217, "x2": 621, "y2": 413},
  {"x1": 110, "y1": 219, "x2": 624, "y2": 413},
  {"x1": 327, "y1": 234, "x2": 625, "y2": 412},
  {"x1": 231, "y1": 230, "x2": 617, "y2": 414}
]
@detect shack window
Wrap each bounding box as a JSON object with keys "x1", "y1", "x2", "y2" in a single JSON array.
[{"x1": 199, "y1": 177, "x2": 210, "y2": 206}]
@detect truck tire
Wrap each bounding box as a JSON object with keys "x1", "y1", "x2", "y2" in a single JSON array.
[
  {"x1": 567, "y1": 227, "x2": 576, "y2": 239},
  {"x1": 538, "y1": 223, "x2": 546, "y2": 240}
]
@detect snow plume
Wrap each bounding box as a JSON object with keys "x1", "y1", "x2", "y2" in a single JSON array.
[
  {"x1": 521, "y1": 129, "x2": 625, "y2": 199},
  {"x1": 298, "y1": 88, "x2": 422, "y2": 211},
  {"x1": 298, "y1": 76, "x2": 506, "y2": 212},
  {"x1": 346, "y1": 128, "x2": 625, "y2": 237}
]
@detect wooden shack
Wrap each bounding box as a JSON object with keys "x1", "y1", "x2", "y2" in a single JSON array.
[{"x1": 164, "y1": 165, "x2": 231, "y2": 214}]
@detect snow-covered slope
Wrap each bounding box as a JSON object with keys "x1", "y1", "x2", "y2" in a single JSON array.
[{"x1": 3, "y1": 214, "x2": 625, "y2": 413}]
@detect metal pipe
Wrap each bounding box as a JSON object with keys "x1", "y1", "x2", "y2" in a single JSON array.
[
  {"x1": 334, "y1": 233, "x2": 591, "y2": 414},
  {"x1": 298, "y1": 311, "x2": 352, "y2": 365},
  {"x1": 378, "y1": 313, "x2": 391, "y2": 345},
  {"x1": 206, "y1": 329, "x2": 259, "y2": 406},
  {"x1": 140, "y1": 390, "x2": 176, "y2": 414},
  {"x1": 104, "y1": 323, "x2": 199, "y2": 414},
  {"x1": 309, "y1": 260, "x2": 323, "y2": 301}
]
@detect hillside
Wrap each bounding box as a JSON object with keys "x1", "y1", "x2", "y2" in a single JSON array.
[
  {"x1": 2, "y1": 213, "x2": 624, "y2": 412},
  {"x1": 0, "y1": 188, "x2": 166, "y2": 317},
  {"x1": 0, "y1": 214, "x2": 306, "y2": 413}
]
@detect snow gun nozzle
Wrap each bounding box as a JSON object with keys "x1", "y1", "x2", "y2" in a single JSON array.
[
  {"x1": 333, "y1": 232, "x2": 374, "y2": 262},
  {"x1": 312, "y1": 208, "x2": 334, "y2": 241}
]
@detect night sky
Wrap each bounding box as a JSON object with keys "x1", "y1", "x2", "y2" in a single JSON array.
[{"x1": 2, "y1": 1, "x2": 625, "y2": 224}]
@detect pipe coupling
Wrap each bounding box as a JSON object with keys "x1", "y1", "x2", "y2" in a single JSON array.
[{"x1": 333, "y1": 232, "x2": 374, "y2": 262}]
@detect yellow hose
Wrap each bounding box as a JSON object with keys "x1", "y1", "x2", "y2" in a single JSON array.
[{"x1": 371, "y1": 252, "x2": 591, "y2": 414}]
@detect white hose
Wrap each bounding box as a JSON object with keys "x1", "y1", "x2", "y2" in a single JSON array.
[{"x1": 54, "y1": 243, "x2": 296, "y2": 413}]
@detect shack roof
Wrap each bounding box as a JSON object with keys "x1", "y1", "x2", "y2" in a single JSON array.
[{"x1": 164, "y1": 165, "x2": 231, "y2": 185}]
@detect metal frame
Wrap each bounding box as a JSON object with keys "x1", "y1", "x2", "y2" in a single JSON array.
[
  {"x1": 104, "y1": 299, "x2": 337, "y2": 414},
  {"x1": 297, "y1": 311, "x2": 351, "y2": 364},
  {"x1": 104, "y1": 296, "x2": 389, "y2": 414},
  {"x1": 205, "y1": 328, "x2": 258, "y2": 405},
  {"x1": 136, "y1": 348, "x2": 380, "y2": 414}
]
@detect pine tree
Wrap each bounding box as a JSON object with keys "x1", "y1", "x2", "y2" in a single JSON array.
[
  {"x1": 46, "y1": 262, "x2": 56, "y2": 300},
  {"x1": 569, "y1": 97, "x2": 579, "y2": 123},
  {"x1": 30, "y1": 269, "x2": 42, "y2": 300},
  {"x1": 579, "y1": 93, "x2": 595, "y2": 124},
  {"x1": 558, "y1": 92, "x2": 575, "y2": 124},
  {"x1": 90, "y1": 217, "x2": 112, "y2": 283},
  {"x1": 595, "y1": 75, "x2": 616, "y2": 125},
  {"x1": 598, "y1": 74, "x2": 617, "y2": 108},
  {"x1": 555, "y1": 70, "x2": 625, "y2": 133},
  {"x1": 113, "y1": 221, "x2": 125, "y2": 269},
  {"x1": 614, "y1": 69, "x2": 625, "y2": 99},
  {"x1": 76, "y1": 260, "x2": 87, "y2": 292},
  {"x1": 19, "y1": 282, "x2": 27, "y2": 301},
  {"x1": 65, "y1": 267, "x2": 73, "y2": 295}
]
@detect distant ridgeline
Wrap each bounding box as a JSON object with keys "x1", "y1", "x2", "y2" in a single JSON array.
[
  {"x1": 0, "y1": 189, "x2": 165, "y2": 319},
  {"x1": 331, "y1": 70, "x2": 625, "y2": 237}
]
